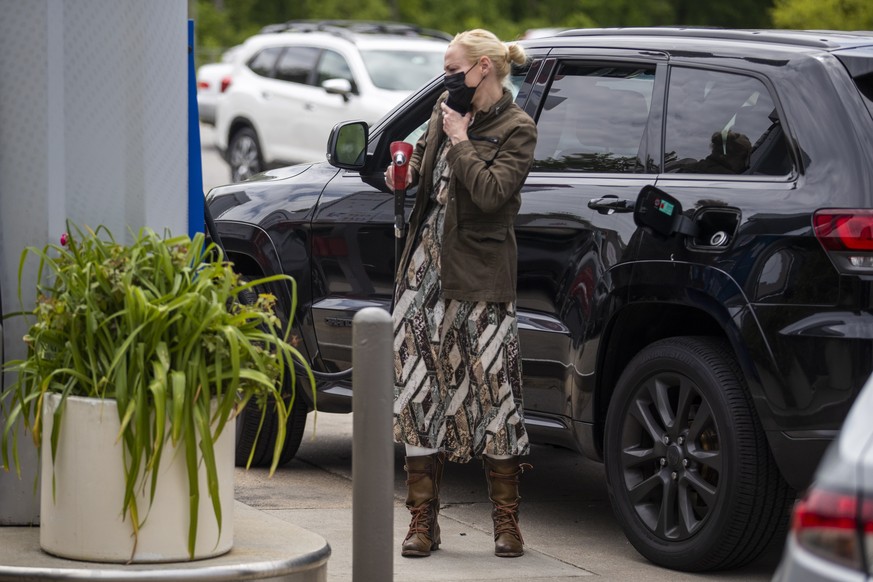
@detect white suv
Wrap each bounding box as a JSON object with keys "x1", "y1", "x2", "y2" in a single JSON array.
[{"x1": 214, "y1": 21, "x2": 449, "y2": 182}]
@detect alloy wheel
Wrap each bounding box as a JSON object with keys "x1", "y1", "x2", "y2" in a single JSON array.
[
  {"x1": 618, "y1": 372, "x2": 721, "y2": 541},
  {"x1": 230, "y1": 130, "x2": 261, "y2": 182}
]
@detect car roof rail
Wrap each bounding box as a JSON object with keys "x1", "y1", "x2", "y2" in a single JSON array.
[
  {"x1": 554, "y1": 27, "x2": 843, "y2": 49},
  {"x1": 258, "y1": 20, "x2": 452, "y2": 42}
]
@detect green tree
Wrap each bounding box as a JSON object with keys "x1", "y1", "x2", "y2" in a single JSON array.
[
  {"x1": 191, "y1": 0, "x2": 261, "y2": 65},
  {"x1": 190, "y1": 0, "x2": 784, "y2": 65},
  {"x1": 771, "y1": 0, "x2": 873, "y2": 29},
  {"x1": 191, "y1": 0, "x2": 393, "y2": 65},
  {"x1": 577, "y1": 0, "x2": 773, "y2": 28}
]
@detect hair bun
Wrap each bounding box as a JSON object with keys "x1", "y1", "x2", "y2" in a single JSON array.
[{"x1": 507, "y1": 42, "x2": 527, "y2": 65}]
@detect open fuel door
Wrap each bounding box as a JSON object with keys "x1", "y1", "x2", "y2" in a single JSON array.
[{"x1": 634, "y1": 185, "x2": 698, "y2": 239}]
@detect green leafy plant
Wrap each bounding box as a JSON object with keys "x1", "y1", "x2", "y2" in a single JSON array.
[{"x1": 0, "y1": 222, "x2": 314, "y2": 558}]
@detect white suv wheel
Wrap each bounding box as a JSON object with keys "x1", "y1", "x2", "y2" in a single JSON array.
[{"x1": 229, "y1": 127, "x2": 262, "y2": 182}]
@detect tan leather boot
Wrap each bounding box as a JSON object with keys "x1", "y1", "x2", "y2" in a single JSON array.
[
  {"x1": 484, "y1": 456, "x2": 531, "y2": 557},
  {"x1": 401, "y1": 452, "x2": 445, "y2": 557}
]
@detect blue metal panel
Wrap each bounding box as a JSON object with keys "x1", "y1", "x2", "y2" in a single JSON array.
[{"x1": 187, "y1": 19, "x2": 204, "y2": 237}]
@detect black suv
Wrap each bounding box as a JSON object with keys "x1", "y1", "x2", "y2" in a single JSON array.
[{"x1": 206, "y1": 28, "x2": 873, "y2": 571}]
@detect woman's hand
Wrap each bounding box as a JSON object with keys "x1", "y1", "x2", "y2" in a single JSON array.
[
  {"x1": 441, "y1": 103, "x2": 470, "y2": 145},
  {"x1": 385, "y1": 163, "x2": 413, "y2": 191}
]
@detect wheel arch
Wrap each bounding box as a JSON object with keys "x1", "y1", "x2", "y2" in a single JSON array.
[
  {"x1": 214, "y1": 220, "x2": 316, "y2": 409},
  {"x1": 593, "y1": 294, "x2": 770, "y2": 462},
  {"x1": 227, "y1": 117, "x2": 266, "y2": 161},
  {"x1": 228, "y1": 115, "x2": 257, "y2": 139}
]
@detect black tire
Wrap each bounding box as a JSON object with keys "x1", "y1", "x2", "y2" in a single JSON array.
[
  {"x1": 233, "y1": 278, "x2": 308, "y2": 468},
  {"x1": 228, "y1": 126, "x2": 263, "y2": 183},
  {"x1": 604, "y1": 336, "x2": 793, "y2": 571},
  {"x1": 235, "y1": 398, "x2": 307, "y2": 468}
]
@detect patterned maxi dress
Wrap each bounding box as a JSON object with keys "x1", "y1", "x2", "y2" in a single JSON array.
[{"x1": 393, "y1": 139, "x2": 530, "y2": 463}]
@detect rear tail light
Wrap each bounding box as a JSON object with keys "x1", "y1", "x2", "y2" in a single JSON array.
[
  {"x1": 864, "y1": 498, "x2": 873, "y2": 574},
  {"x1": 792, "y1": 487, "x2": 865, "y2": 571},
  {"x1": 220, "y1": 76, "x2": 232, "y2": 93},
  {"x1": 813, "y1": 209, "x2": 873, "y2": 272},
  {"x1": 197, "y1": 80, "x2": 210, "y2": 90}
]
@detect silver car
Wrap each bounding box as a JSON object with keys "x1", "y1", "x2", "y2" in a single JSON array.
[{"x1": 773, "y1": 373, "x2": 873, "y2": 581}]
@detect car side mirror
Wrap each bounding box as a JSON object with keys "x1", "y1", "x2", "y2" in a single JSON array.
[
  {"x1": 323, "y1": 78, "x2": 353, "y2": 103},
  {"x1": 634, "y1": 185, "x2": 698, "y2": 238},
  {"x1": 327, "y1": 120, "x2": 368, "y2": 169}
]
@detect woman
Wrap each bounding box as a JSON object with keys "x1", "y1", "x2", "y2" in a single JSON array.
[{"x1": 386, "y1": 29, "x2": 537, "y2": 559}]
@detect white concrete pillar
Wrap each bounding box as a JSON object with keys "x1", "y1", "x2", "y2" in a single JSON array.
[{"x1": 0, "y1": 0, "x2": 189, "y2": 524}]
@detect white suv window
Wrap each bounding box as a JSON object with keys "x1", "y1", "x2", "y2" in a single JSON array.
[
  {"x1": 317, "y1": 50, "x2": 356, "y2": 91},
  {"x1": 248, "y1": 47, "x2": 282, "y2": 77},
  {"x1": 360, "y1": 50, "x2": 445, "y2": 91},
  {"x1": 275, "y1": 47, "x2": 318, "y2": 84}
]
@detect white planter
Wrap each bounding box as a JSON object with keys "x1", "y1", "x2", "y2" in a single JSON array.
[{"x1": 39, "y1": 393, "x2": 235, "y2": 562}]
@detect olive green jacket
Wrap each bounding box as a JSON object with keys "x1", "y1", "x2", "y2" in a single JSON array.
[{"x1": 398, "y1": 89, "x2": 537, "y2": 303}]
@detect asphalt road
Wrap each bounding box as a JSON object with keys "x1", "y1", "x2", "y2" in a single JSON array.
[
  {"x1": 200, "y1": 124, "x2": 231, "y2": 194},
  {"x1": 200, "y1": 124, "x2": 785, "y2": 581}
]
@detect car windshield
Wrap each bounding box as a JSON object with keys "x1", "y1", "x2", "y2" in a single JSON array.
[{"x1": 360, "y1": 49, "x2": 445, "y2": 91}]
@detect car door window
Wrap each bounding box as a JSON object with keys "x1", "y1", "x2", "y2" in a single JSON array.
[
  {"x1": 275, "y1": 46, "x2": 319, "y2": 84},
  {"x1": 664, "y1": 67, "x2": 793, "y2": 176},
  {"x1": 247, "y1": 47, "x2": 283, "y2": 77},
  {"x1": 316, "y1": 50, "x2": 357, "y2": 92},
  {"x1": 532, "y1": 63, "x2": 655, "y2": 173}
]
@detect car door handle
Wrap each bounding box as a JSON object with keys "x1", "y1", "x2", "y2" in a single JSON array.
[
  {"x1": 304, "y1": 102, "x2": 314, "y2": 111},
  {"x1": 588, "y1": 196, "x2": 634, "y2": 214}
]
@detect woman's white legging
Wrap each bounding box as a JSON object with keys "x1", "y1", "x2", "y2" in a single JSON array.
[{"x1": 404, "y1": 443, "x2": 512, "y2": 460}]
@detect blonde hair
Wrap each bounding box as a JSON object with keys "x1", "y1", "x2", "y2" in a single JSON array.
[{"x1": 450, "y1": 29, "x2": 527, "y2": 82}]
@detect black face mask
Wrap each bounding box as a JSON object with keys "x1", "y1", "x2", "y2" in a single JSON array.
[{"x1": 444, "y1": 64, "x2": 478, "y2": 115}]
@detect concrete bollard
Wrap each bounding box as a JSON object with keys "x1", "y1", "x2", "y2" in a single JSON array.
[{"x1": 351, "y1": 307, "x2": 394, "y2": 582}]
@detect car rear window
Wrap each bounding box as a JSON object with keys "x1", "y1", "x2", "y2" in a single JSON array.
[
  {"x1": 835, "y1": 48, "x2": 873, "y2": 119},
  {"x1": 664, "y1": 67, "x2": 793, "y2": 176},
  {"x1": 856, "y1": 73, "x2": 873, "y2": 117}
]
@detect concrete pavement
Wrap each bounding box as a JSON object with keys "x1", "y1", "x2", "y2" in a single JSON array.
[
  {"x1": 0, "y1": 410, "x2": 783, "y2": 581},
  {"x1": 237, "y1": 411, "x2": 783, "y2": 582}
]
